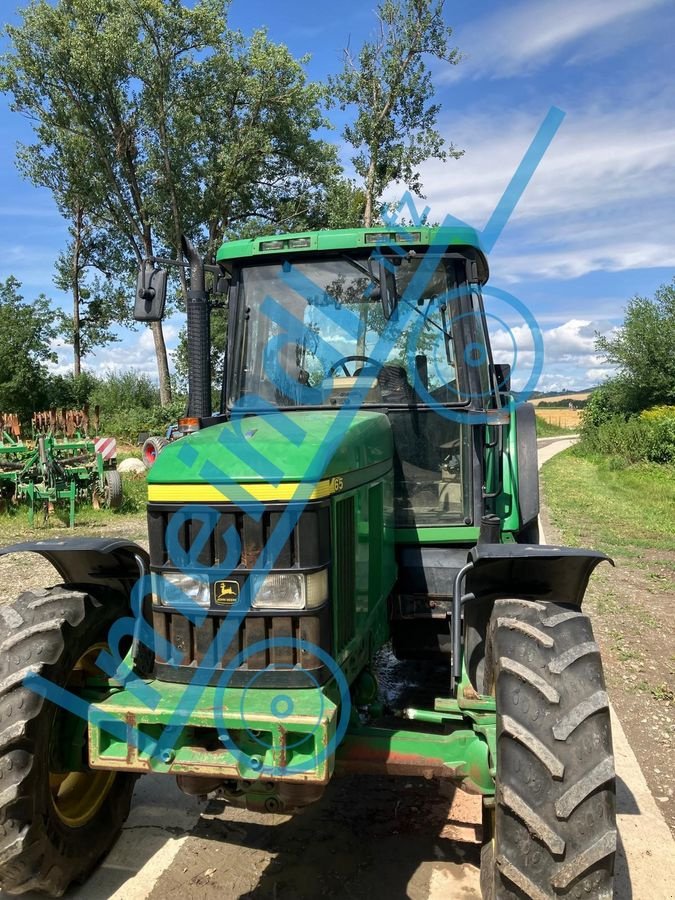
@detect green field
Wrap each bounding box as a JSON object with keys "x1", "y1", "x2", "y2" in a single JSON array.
[
  {"x1": 535, "y1": 416, "x2": 574, "y2": 437},
  {"x1": 540, "y1": 447, "x2": 675, "y2": 555}
]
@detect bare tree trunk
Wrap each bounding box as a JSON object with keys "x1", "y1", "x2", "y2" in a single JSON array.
[
  {"x1": 363, "y1": 157, "x2": 377, "y2": 227},
  {"x1": 141, "y1": 233, "x2": 172, "y2": 406},
  {"x1": 72, "y1": 206, "x2": 83, "y2": 377},
  {"x1": 73, "y1": 294, "x2": 81, "y2": 376},
  {"x1": 151, "y1": 321, "x2": 172, "y2": 405}
]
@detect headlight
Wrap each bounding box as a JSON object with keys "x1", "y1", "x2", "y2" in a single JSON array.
[
  {"x1": 251, "y1": 569, "x2": 329, "y2": 611},
  {"x1": 157, "y1": 572, "x2": 210, "y2": 608}
]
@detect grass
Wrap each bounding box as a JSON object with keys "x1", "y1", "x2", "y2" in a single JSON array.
[
  {"x1": 540, "y1": 447, "x2": 675, "y2": 555},
  {"x1": 541, "y1": 448, "x2": 675, "y2": 713},
  {"x1": 535, "y1": 416, "x2": 576, "y2": 437}
]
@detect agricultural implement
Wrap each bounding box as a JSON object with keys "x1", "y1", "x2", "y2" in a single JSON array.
[
  {"x1": 0, "y1": 227, "x2": 615, "y2": 899},
  {"x1": 0, "y1": 407, "x2": 121, "y2": 526}
]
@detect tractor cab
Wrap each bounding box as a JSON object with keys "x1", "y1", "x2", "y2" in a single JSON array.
[{"x1": 218, "y1": 228, "x2": 494, "y2": 534}]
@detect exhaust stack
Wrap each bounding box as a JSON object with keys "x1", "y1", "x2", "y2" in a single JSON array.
[{"x1": 182, "y1": 236, "x2": 212, "y2": 419}]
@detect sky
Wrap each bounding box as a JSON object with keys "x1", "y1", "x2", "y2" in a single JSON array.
[{"x1": 1, "y1": 0, "x2": 674, "y2": 394}]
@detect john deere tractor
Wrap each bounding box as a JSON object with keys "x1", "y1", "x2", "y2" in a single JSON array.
[{"x1": 0, "y1": 226, "x2": 616, "y2": 898}]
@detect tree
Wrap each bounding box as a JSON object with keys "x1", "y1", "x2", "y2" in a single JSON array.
[
  {"x1": 0, "y1": 277, "x2": 57, "y2": 420},
  {"x1": 3, "y1": 1, "x2": 339, "y2": 403},
  {"x1": 310, "y1": 178, "x2": 368, "y2": 230},
  {"x1": 2, "y1": 0, "x2": 179, "y2": 402},
  {"x1": 595, "y1": 278, "x2": 675, "y2": 411},
  {"x1": 47, "y1": 371, "x2": 100, "y2": 410},
  {"x1": 53, "y1": 205, "x2": 133, "y2": 376},
  {"x1": 185, "y1": 27, "x2": 340, "y2": 259},
  {"x1": 329, "y1": 0, "x2": 463, "y2": 226}
]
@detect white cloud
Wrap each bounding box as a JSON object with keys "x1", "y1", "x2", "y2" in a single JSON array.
[
  {"x1": 138, "y1": 323, "x2": 178, "y2": 352},
  {"x1": 388, "y1": 100, "x2": 675, "y2": 282},
  {"x1": 584, "y1": 366, "x2": 615, "y2": 383},
  {"x1": 47, "y1": 339, "x2": 74, "y2": 377},
  {"x1": 88, "y1": 323, "x2": 180, "y2": 379},
  {"x1": 487, "y1": 317, "x2": 615, "y2": 392},
  {"x1": 440, "y1": 0, "x2": 671, "y2": 81},
  {"x1": 46, "y1": 322, "x2": 181, "y2": 381}
]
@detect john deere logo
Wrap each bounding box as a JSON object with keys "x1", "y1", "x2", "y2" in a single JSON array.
[{"x1": 213, "y1": 580, "x2": 239, "y2": 605}]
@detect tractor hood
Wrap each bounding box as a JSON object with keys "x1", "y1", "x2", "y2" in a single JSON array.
[{"x1": 147, "y1": 410, "x2": 392, "y2": 499}]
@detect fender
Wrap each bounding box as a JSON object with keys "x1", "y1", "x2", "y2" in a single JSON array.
[
  {"x1": 466, "y1": 542, "x2": 613, "y2": 604},
  {"x1": 0, "y1": 538, "x2": 149, "y2": 600},
  {"x1": 456, "y1": 543, "x2": 613, "y2": 685},
  {"x1": 515, "y1": 402, "x2": 539, "y2": 531}
]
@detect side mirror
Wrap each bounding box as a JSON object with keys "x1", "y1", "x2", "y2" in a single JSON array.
[
  {"x1": 494, "y1": 363, "x2": 511, "y2": 393},
  {"x1": 135, "y1": 262, "x2": 168, "y2": 322},
  {"x1": 214, "y1": 274, "x2": 230, "y2": 297},
  {"x1": 377, "y1": 258, "x2": 398, "y2": 320}
]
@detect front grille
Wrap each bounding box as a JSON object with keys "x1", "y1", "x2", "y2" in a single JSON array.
[
  {"x1": 148, "y1": 502, "x2": 329, "y2": 570},
  {"x1": 147, "y1": 499, "x2": 332, "y2": 687},
  {"x1": 152, "y1": 606, "x2": 330, "y2": 686}
]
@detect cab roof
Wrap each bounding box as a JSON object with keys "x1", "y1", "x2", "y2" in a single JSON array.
[{"x1": 216, "y1": 225, "x2": 489, "y2": 284}]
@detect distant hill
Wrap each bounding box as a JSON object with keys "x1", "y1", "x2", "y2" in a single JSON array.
[
  {"x1": 530, "y1": 390, "x2": 596, "y2": 407},
  {"x1": 530, "y1": 387, "x2": 598, "y2": 400},
  {"x1": 512, "y1": 387, "x2": 599, "y2": 405}
]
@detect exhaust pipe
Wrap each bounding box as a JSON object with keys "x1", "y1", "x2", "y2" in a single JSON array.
[{"x1": 181, "y1": 236, "x2": 212, "y2": 419}]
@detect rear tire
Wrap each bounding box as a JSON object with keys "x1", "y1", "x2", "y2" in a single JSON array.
[
  {"x1": 516, "y1": 519, "x2": 540, "y2": 544},
  {"x1": 0, "y1": 587, "x2": 137, "y2": 896},
  {"x1": 480, "y1": 598, "x2": 615, "y2": 899},
  {"x1": 142, "y1": 436, "x2": 167, "y2": 469}
]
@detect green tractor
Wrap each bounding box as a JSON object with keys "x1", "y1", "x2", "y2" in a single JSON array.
[{"x1": 0, "y1": 226, "x2": 616, "y2": 898}]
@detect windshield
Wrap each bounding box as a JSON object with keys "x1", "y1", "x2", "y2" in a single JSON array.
[{"x1": 230, "y1": 254, "x2": 467, "y2": 409}]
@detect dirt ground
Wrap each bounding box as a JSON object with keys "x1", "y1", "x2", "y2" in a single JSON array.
[
  {"x1": 540, "y1": 505, "x2": 675, "y2": 836},
  {"x1": 145, "y1": 778, "x2": 482, "y2": 900}
]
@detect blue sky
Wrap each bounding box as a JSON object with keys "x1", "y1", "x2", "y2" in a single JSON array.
[{"x1": 1, "y1": 0, "x2": 674, "y2": 393}]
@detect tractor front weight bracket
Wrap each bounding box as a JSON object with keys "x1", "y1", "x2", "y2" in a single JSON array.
[{"x1": 86, "y1": 676, "x2": 497, "y2": 797}]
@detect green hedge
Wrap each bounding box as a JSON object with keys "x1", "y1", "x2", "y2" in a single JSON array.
[
  {"x1": 98, "y1": 400, "x2": 187, "y2": 444},
  {"x1": 580, "y1": 406, "x2": 675, "y2": 465}
]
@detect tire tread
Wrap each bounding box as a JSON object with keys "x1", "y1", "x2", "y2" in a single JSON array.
[
  {"x1": 481, "y1": 598, "x2": 616, "y2": 899},
  {"x1": 0, "y1": 585, "x2": 135, "y2": 897}
]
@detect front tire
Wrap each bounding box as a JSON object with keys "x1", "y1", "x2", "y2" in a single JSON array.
[
  {"x1": 0, "y1": 586, "x2": 137, "y2": 896},
  {"x1": 481, "y1": 598, "x2": 616, "y2": 899}
]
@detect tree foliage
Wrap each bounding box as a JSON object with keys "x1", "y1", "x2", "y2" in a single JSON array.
[
  {"x1": 0, "y1": 277, "x2": 57, "y2": 419},
  {"x1": 329, "y1": 0, "x2": 462, "y2": 225},
  {"x1": 595, "y1": 278, "x2": 675, "y2": 412},
  {"x1": 2, "y1": 0, "x2": 467, "y2": 409},
  {"x1": 53, "y1": 206, "x2": 134, "y2": 375},
  {"x1": 2, "y1": 0, "x2": 339, "y2": 400}
]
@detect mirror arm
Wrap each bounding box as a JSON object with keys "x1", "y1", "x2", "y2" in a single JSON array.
[{"x1": 147, "y1": 256, "x2": 228, "y2": 279}]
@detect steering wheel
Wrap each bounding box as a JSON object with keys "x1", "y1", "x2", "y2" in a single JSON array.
[{"x1": 327, "y1": 355, "x2": 380, "y2": 377}]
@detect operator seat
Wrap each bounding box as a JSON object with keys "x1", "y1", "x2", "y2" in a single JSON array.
[{"x1": 377, "y1": 364, "x2": 415, "y2": 404}]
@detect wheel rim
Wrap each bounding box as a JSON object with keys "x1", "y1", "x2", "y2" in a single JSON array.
[
  {"x1": 50, "y1": 770, "x2": 117, "y2": 828},
  {"x1": 50, "y1": 642, "x2": 118, "y2": 828},
  {"x1": 144, "y1": 444, "x2": 156, "y2": 464}
]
